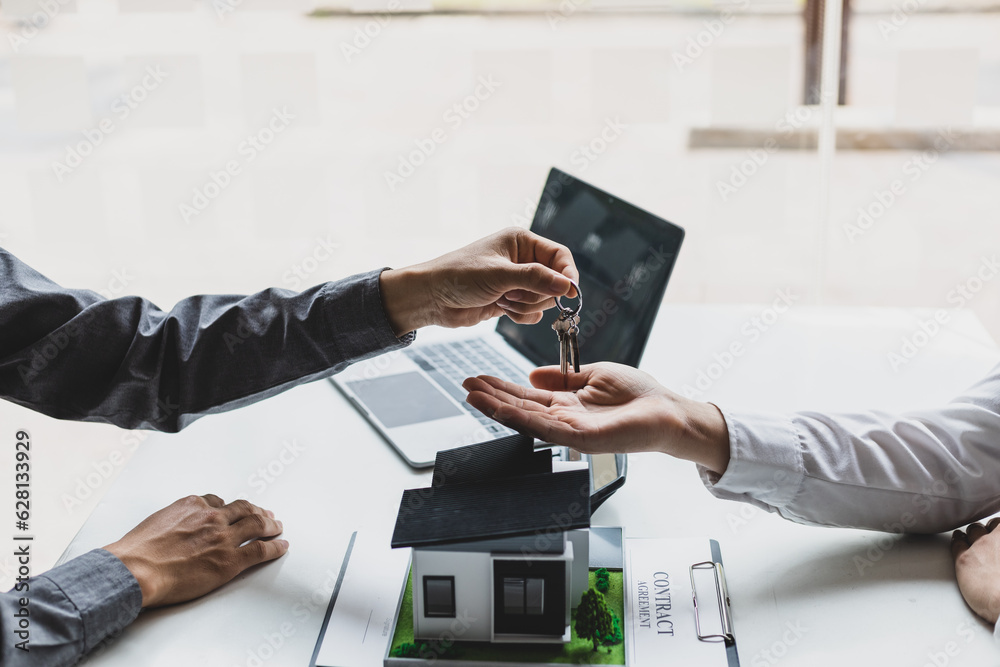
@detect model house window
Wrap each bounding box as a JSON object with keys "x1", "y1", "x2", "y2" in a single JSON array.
[
  {"x1": 423, "y1": 576, "x2": 456, "y2": 618},
  {"x1": 502, "y1": 577, "x2": 544, "y2": 616}
]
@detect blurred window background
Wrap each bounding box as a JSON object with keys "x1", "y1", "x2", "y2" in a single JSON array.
[{"x1": 1, "y1": 0, "x2": 997, "y2": 336}]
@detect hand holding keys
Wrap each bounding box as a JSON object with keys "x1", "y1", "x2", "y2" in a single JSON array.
[{"x1": 551, "y1": 281, "x2": 582, "y2": 375}]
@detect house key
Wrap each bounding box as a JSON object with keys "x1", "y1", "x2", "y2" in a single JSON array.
[{"x1": 551, "y1": 281, "x2": 583, "y2": 374}]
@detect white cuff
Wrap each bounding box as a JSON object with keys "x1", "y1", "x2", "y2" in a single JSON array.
[{"x1": 699, "y1": 410, "x2": 806, "y2": 510}]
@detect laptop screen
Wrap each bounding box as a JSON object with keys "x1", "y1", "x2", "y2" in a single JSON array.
[{"x1": 496, "y1": 168, "x2": 684, "y2": 369}]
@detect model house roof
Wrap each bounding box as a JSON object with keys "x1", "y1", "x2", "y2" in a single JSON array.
[
  {"x1": 431, "y1": 433, "x2": 553, "y2": 487},
  {"x1": 390, "y1": 434, "x2": 591, "y2": 549},
  {"x1": 391, "y1": 468, "x2": 591, "y2": 548}
]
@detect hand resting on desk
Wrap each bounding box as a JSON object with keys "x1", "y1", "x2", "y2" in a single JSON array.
[
  {"x1": 105, "y1": 494, "x2": 288, "y2": 608},
  {"x1": 953, "y1": 518, "x2": 1000, "y2": 625}
]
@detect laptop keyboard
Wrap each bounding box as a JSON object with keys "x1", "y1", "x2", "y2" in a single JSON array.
[{"x1": 405, "y1": 339, "x2": 531, "y2": 436}]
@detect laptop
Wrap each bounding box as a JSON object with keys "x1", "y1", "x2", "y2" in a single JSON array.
[{"x1": 333, "y1": 167, "x2": 685, "y2": 467}]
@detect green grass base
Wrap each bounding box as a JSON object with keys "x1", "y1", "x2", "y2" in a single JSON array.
[{"x1": 389, "y1": 569, "x2": 625, "y2": 665}]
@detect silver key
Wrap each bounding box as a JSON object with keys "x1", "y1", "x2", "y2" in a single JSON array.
[
  {"x1": 567, "y1": 319, "x2": 580, "y2": 373},
  {"x1": 551, "y1": 312, "x2": 572, "y2": 374},
  {"x1": 553, "y1": 280, "x2": 584, "y2": 375},
  {"x1": 552, "y1": 310, "x2": 580, "y2": 374}
]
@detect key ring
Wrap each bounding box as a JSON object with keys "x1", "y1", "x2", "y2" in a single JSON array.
[{"x1": 555, "y1": 280, "x2": 583, "y2": 316}]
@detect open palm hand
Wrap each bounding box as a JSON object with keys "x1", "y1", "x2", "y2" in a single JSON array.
[
  {"x1": 463, "y1": 361, "x2": 732, "y2": 474},
  {"x1": 463, "y1": 362, "x2": 673, "y2": 454}
]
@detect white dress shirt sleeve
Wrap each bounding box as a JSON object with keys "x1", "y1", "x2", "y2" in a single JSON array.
[{"x1": 698, "y1": 362, "x2": 1000, "y2": 534}]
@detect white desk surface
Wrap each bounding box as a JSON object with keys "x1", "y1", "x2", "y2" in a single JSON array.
[{"x1": 58, "y1": 304, "x2": 1000, "y2": 666}]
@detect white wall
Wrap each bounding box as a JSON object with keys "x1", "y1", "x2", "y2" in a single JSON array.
[
  {"x1": 412, "y1": 542, "x2": 580, "y2": 643},
  {"x1": 567, "y1": 529, "x2": 589, "y2": 606},
  {"x1": 412, "y1": 549, "x2": 494, "y2": 642}
]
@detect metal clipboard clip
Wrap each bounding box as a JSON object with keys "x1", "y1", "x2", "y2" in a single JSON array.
[{"x1": 689, "y1": 560, "x2": 735, "y2": 644}]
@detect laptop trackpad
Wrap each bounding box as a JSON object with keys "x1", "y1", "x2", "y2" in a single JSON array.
[{"x1": 345, "y1": 372, "x2": 464, "y2": 428}]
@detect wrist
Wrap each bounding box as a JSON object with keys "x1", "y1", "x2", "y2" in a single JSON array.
[
  {"x1": 105, "y1": 542, "x2": 159, "y2": 607},
  {"x1": 656, "y1": 392, "x2": 731, "y2": 475},
  {"x1": 379, "y1": 265, "x2": 437, "y2": 336}
]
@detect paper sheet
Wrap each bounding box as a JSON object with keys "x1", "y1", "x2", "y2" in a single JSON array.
[
  {"x1": 314, "y1": 531, "x2": 412, "y2": 667},
  {"x1": 625, "y1": 537, "x2": 730, "y2": 667}
]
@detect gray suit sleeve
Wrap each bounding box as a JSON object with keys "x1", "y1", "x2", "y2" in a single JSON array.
[
  {"x1": 1, "y1": 549, "x2": 142, "y2": 666},
  {"x1": 0, "y1": 248, "x2": 413, "y2": 432}
]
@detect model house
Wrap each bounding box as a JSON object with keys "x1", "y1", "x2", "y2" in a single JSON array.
[{"x1": 390, "y1": 435, "x2": 591, "y2": 644}]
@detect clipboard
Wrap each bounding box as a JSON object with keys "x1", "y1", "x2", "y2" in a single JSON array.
[
  {"x1": 690, "y1": 540, "x2": 739, "y2": 667},
  {"x1": 625, "y1": 537, "x2": 740, "y2": 667},
  {"x1": 310, "y1": 532, "x2": 739, "y2": 667}
]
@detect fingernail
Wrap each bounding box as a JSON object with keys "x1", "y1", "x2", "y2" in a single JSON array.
[
  {"x1": 280, "y1": 539, "x2": 290, "y2": 549},
  {"x1": 266, "y1": 510, "x2": 275, "y2": 518},
  {"x1": 497, "y1": 297, "x2": 511, "y2": 308}
]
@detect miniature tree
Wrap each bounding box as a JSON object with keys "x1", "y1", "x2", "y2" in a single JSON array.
[
  {"x1": 595, "y1": 568, "x2": 611, "y2": 593},
  {"x1": 391, "y1": 642, "x2": 425, "y2": 658},
  {"x1": 602, "y1": 611, "x2": 623, "y2": 647},
  {"x1": 575, "y1": 588, "x2": 614, "y2": 652}
]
